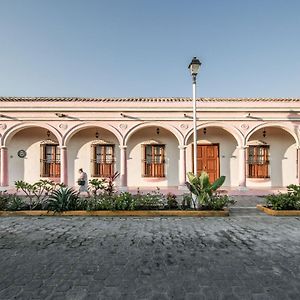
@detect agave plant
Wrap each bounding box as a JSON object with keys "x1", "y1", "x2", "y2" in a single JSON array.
[
  {"x1": 186, "y1": 171, "x2": 225, "y2": 208},
  {"x1": 47, "y1": 187, "x2": 79, "y2": 212}
]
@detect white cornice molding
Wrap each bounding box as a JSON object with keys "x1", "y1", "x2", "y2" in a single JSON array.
[{"x1": 1, "y1": 107, "x2": 300, "y2": 113}]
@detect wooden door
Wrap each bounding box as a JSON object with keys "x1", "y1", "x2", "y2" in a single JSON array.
[{"x1": 194, "y1": 144, "x2": 219, "y2": 182}]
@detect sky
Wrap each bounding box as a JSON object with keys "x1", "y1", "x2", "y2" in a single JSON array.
[{"x1": 0, "y1": 0, "x2": 299, "y2": 98}]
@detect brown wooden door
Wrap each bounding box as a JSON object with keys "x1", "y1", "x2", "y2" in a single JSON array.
[{"x1": 195, "y1": 144, "x2": 219, "y2": 182}]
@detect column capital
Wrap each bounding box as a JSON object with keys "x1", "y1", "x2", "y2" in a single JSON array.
[
  {"x1": 236, "y1": 146, "x2": 248, "y2": 150},
  {"x1": 119, "y1": 145, "x2": 127, "y2": 150},
  {"x1": 0, "y1": 146, "x2": 7, "y2": 150},
  {"x1": 178, "y1": 145, "x2": 187, "y2": 150},
  {"x1": 60, "y1": 146, "x2": 67, "y2": 149}
]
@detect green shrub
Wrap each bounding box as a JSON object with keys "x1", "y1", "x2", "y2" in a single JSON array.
[
  {"x1": 199, "y1": 194, "x2": 235, "y2": 211},
  {"x1": 165, "y1": 192, "x2": 178, "y2": 209},
  {"x1": 86, "y1": 194, "x2": 114, "y2": 210},
  {"x1": 88, "y1": 178, "x2": 107, "y2": 196},
  {"x1": 0, "y1": 192, "x2": 27, "y2": 211},
  {"x1": 265, "y1": 190, "x2": 300, "y2": 210},
  {"x1": 181, "y1": 193, "x2": 192, "y2": 210},
  {"x1": 47, "y1": 187, "x2": 79, "y2": 212},
  {"x1": 114, "y1": 192, "x2": 135, "y2": 210},
  {"x1": 132, "y1": 190, "x2": 164, "y2": 210},
  {"x1": 15, "y1": 179, "x2": 60, "y2": 210},
  {"x1": 265, "y1": 184, "x2": 300, "y2": 210}
]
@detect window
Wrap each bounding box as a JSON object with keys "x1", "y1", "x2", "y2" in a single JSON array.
[
  {"x1": 91, "y1": 144, "x2": 115, "y2": 177},
  {"x1": 143, "y1": 144, "x2": 165, "y2": 177},
  {"x1": 247, "y1": 145, "x2": 270, "y2": 178},
  {"x1": 40, "y1": 144, "x2": 60, "y2": 178}
]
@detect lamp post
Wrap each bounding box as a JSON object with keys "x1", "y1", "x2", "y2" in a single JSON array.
[{"x1": 188, "y1": 57, "x2": 202, "y2": 176}]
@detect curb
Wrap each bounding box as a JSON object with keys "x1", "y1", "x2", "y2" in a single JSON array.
[
  {"x1": 0, "y1": 209, "x2": 229, "y2": 217},
  {"x1": 256, "y1": 205, "x2": 300, "y2": 216}
]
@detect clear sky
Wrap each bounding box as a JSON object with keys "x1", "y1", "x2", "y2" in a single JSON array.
[{"x1": 0, "y1": 0, "x2": 299, "y2": 98}]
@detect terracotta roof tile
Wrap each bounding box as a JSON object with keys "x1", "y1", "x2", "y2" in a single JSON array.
[{"x1": 0, "y1": 97, "x2": 299, "y2": 102}]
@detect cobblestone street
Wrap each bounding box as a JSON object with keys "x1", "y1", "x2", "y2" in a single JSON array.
[{"x1": 1, "y1": 211, "x2": 300, "y2": 299}]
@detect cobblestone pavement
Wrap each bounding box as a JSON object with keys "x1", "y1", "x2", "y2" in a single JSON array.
[{"x1": 1, "y1": 213, "x2": 300, "y2": 299}]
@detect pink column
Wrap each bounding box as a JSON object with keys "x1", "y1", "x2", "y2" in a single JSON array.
[
  {"x1": 0, "y1": 147, "x2": 9, "y2": 186},
  {"x1": 119, "y1": 146, "x2": 127, "y2": 189},
  {"x1": 60, "y1": 146, "x2": 68, "y2": 186},
  {"x1": 298, "y1": 148, "x2": 300, "y2": 185},
  {"x1": 238, "y1": 146, "x2": 247, "y2": 189},
  {"x1": 178, "y1": 145, "x2": 187, "y2": 188}
]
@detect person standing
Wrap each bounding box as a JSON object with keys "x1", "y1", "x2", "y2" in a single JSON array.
[{"x1": 77, "y1": 168, "x2": 90, "y2": 197}]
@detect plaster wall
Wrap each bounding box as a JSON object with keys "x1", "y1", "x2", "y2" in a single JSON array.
[
  {"x1": 247, "y1": 127, "x2": 297, "y2": 187},
  {"x1": 67, "y1": 128, "x2": 120, "y2": 187},
  {"x1": 7, "y1": 128, "x2": 58, "y2": 185},
  {"x1": 186, "y1": 127, "x2": 239, "y2": 187},
  {"x1": 127, "y1": 127, "x2": 179, "y2": 188}
]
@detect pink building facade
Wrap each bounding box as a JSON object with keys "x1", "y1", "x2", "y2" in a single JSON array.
[{"x1": 0, "y1": 97, "x2": 299, "y2": 191}]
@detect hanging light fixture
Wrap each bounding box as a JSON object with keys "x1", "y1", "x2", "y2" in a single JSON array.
[
  {"x1": 46, "y1": 130, "x2": 50, "y2": 138},
  {"x1": 203, "y1": 128, "x2": 207, "y2": 135},
  {"x1": 156, "y1": 128, "x2": 160, "y2": 135},
  {"x1": 95, "y1": 131, "x2": 99, "y2": 139},
  {"x1": 263, "y1": 129, "x2": 266, "y2": 138}
]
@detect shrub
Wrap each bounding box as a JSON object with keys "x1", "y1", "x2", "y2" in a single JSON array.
[
  {"x1": 265, "y1": 184, "x2": 300, "y2": 210},
  {"x1": 114, "y1": 192, "x2": 135, "y2": 210},
  {"x1": 88, "y1": 178, "x2": 107, "y2": 196},
  {"x1": 47, "y1": 187, "x2": 79, "y2": 212},
  {"x1": 181, "y1": 193, "x2": 192, "y2": 210},
  {"x1": 265, "y1": 185, "x2": 300, "y2": 210},
  {"x1": 15, "y1": 179, "x2": 60, "y2": 210},
  {"x1": 86, "y1": 194, "x2": 114, "y2": 210},
  {"x1": 0, "y1": 192, "x2": 26, "y2": 211},
  {"x1": 165, "y1": 192, "x2": 178, "y2": 209},
  {"x1": 132, "y1": 190, "x2": 164, "y2": 210},
  {"x1": 199, "y1": 194, "x2": 235, "y2": 211}
]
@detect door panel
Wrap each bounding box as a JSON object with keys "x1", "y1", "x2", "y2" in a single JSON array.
[{"x1": 195, "y1": 144, "x2": 219, "y2": 182}]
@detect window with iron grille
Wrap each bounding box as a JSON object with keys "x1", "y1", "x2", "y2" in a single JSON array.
[
  {"x1": 142, "y1": 144, "x2": 165, "y2": 177},
  {"x1": 40, "y1": 144, "x2": 60, "y2": 178},
  {"x1": 247, "y1": 145, "x2": 270, "y2": 178},
  {"x1": 91, "y1": 144, "x2": 115, "y2": 177}
]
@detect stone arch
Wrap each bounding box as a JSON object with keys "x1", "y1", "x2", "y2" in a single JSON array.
[
  {"x1": 184, "y1": 122, "x2": 243, "y2": 147},
  {"x1": 63, "y1": 123, "x2": 123, "y2": 146},
  {"x1": 124, "y1": 122, "x2": 184, "y2": 146},
  {"x1": 2, "y1": 122, "x2": 62, "y2": 147},
  {"x1": 245, "y1": 122, "x2": 299, "y2": 146}
]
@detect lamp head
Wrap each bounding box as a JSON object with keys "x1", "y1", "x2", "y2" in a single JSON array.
[{"x1": 188, "y1": 57, "x2": 202, "y2": 76}]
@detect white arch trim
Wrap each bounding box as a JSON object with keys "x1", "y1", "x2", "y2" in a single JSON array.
[
  {"x1": 184, "y1": 122, "x2": 243, "y2": 147},
  {"x1": 63, "y1": 122, "x2": 123, "y2": 146},
  {"x1": 2, "y1": 122, "x2": 62, "y2": 147},
  {"x1": 245, "y1": 122, "x2": 299, "y2": 147},
  {"x1": 123, "y1": 122, "x2": 184, "y2": 146}
]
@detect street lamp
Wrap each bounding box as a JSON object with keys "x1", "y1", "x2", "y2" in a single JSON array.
[{"x1": 188, "y1": 57, "x2": 202, "y2": 176}]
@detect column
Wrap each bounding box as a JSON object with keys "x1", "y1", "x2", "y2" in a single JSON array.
[
  {"x1": 60, "y1": 146, "x2": 68, "y2": 186},
  {"x1": 178, "y1": 145, "x2": 187, "y2": 189},
  {"x1": 297, "y1": 148, "x2": 300, "y2": 185},
  {"x1": 237, "y1": 146, "x2": 247, "y2": 190},
  {"x1": 0, "y1": 147, "x2": 9, "y2": 186},
  {"x1": 119, "y1": 146, "x2": 127, "y2": 190}
]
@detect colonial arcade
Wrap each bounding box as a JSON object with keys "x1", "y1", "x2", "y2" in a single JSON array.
[{"x1": 0, "y1": 97, "x2": 299, "y2": 191}]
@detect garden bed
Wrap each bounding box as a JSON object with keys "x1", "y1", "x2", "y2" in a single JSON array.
[
  {"x1": 0, "y1": 209, "x2": 229, "y2": 217},
  {"x1": 256, "y1": 204, "x2": 300, "y2": 216}
]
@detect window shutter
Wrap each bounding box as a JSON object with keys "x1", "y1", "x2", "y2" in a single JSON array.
[
  {"x1": 141, "y1": 144, "x2": 146, "y2": 176},
  {"x1": 40, "y1": 144, "x2": 45, "y2": 177},
  {"x1": 90, "y1": 144, "x2": 95, "y2": 177}
]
